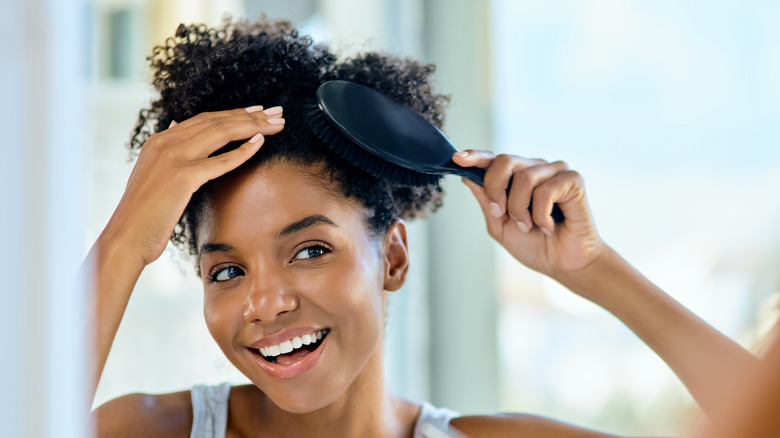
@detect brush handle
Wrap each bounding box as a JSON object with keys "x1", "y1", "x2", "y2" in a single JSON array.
[{"x1": 446, "y1": 161, "x2": 565, "y2": 224}]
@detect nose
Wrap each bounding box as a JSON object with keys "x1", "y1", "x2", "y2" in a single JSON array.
[{"x1": 242, "y1": 268, "x2": 299, "y2": 323}]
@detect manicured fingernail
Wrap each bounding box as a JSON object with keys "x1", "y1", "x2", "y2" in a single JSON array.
[
  {"x1": 490, "y1": 202, "x2": 502, "y2": 218},
  {"x1": 168, "y1": 120, "x2": 178, "y2": 128},
  {"x1": 540, "y1": 227, "x2": 552, "y2": 236},
  {"x1": 455, "y1": 151, "x2": 469, "y2": 157},
  {"x1": 267, "y1": 118, "x2": 285, "y2": 125},
  {"x1": 516, "y1": 221, "x2": 529, "y2": 233},
  {"x1": 245, "y1": 105, "x2": 264, "y2": 113},
  {"x1": 248, "y1": 133, "x2": 264, "y2": 144},
  {"x1": 263, "y1": 106, "x2": 283, "y2": 116}
]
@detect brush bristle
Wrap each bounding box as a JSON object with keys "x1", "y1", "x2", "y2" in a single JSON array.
[{"x1": 304, "y1": 103, "x2": 441, "y2": 187}]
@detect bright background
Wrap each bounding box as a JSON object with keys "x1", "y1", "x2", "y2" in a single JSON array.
[{"x1": 3, "y1": 1, "x2": 779, "y2": 437}]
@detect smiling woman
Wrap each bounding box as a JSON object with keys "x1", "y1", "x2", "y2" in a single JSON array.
[
  {"x1": 197, "y1": 162, "x2": 400, "y2": 410},
  {"x1": 86, "y1": 15, "x2": 760, "y2": 438}
]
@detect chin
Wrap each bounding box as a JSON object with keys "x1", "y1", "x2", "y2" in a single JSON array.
[{"x1": 265, "y1": 385, "x2": 344, "y2": 414}]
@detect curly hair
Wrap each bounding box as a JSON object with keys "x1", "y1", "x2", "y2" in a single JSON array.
[{"x1": 130, "y1": 18, "x2": 448, "y2": 265}]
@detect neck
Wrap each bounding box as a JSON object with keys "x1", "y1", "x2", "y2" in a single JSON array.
[{"x1": 233, "y1": 339, "x2": 417, "y2": 438}]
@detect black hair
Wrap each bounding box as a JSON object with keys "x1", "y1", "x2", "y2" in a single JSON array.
[{"x1": 129, "y1": 18, "x2": 447, "y2": 266}]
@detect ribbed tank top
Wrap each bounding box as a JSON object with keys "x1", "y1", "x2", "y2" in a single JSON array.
[{"x1": 189, "y1": 383, "x2": 460, "y2": 438}]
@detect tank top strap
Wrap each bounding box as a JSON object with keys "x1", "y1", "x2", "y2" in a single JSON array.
[
  {"x1": 190, "y1": 383, "x2": 231, "y2": 438},
  {"x1": 413, "y1": 401, "x2": 460, "y2": 438}
]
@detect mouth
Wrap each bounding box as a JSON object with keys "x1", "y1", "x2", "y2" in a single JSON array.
[{"x1": 251, "y1": 328, "x2": 330, "y2": 366}]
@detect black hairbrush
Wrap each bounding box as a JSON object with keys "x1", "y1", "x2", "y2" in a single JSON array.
[{"x1": 305, "y1": 80, "x2": 564, "y2": 223}]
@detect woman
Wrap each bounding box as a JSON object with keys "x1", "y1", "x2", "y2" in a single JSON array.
[{"x1": 88, "y1": 18, "x2": 756, "y2": 437}]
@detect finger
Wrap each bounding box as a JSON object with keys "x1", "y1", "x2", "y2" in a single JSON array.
[
  {"x1": 454, "y1": 150, "x2": 548, "y2": 218},
  {"x1": 480, "y1": 154, "x2": 515, "y2": 218},
  {"x1": 192, "y1": 134, "x2": 267, "y2": 183},
  {"x1": 482, "y1": 154, "x2": 551, "y2": 219},
  {"x1": 171, "y1": 105, "x2": 267, "y2": 130},
  {"x1": 260, "y1": 106, "x2": 284, "y2": 119},
  {"x1": 530, "y1": 169, "x2": 584, "y2": 234},
  {"x1": 452, "y1": 149, "x2": 496, "y2": 169},
  {"x1": 461, "y1": 178, "x2": 504, "y2": 239},
  {"x1": 507, "y1": 160, "x2": 569, "y2": 232},
  {"x1": 178, "y1": 114, "x2": 285, "y2": 158},
  {"x1": 453, "y1": 149, "x2": 545, "y2": 169},
  {"x1": 150, "y1": 108, "x2": 280, "y2": 152}
]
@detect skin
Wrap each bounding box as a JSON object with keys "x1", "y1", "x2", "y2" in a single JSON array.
[
  {"x1": 692, "y1": 327, "x2": 780, "y2": 438},
  {"x1": 86, "y1": 106, "x2": 285, "y2": 398},
  {"x1": 88, "y1": 106, "x2": 758, "y2": 437},
  {"x1": 196, "y1": 161, "x2": 415, "y2": 431},
  {"x1": 451, "y1": 150, "x2": 758, "y2": 421}
]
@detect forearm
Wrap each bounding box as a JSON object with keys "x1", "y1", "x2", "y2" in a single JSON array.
[
  {"x1": 84, "y1": 231, "x2": 146, "y2": 404},
  {"x1": 555, "y1": 246, "x2": 759, "y2": 418}
]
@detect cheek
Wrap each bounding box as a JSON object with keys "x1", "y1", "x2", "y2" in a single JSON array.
[
  {"x1": 340, "y1": 248, "x2": 386, "y2": 325},
  {"x1": 203, "y1": 293, "x2": 240, "y2": 350}
]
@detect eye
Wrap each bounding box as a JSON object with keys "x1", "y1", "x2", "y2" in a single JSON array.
[
  {"x1": 292, "y1": 244, "x2": 332, "y2": 261},
  {"x1": 208, "y1": 264, "x2": 244, "y2": 283}
]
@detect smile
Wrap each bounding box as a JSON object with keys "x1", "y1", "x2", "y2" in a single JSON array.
[
  {"x1": 256, "y1": 329, "x2": 329, "y2": 364},
  {"x1": 248, "y1": 328, "x2": 330, "y2": 379}
]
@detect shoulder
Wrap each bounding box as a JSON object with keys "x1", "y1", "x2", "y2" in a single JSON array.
[
  {"x1": 450, "y1": 414, "x2": 629, "y2": 438},
  {"x1": 91, "y1": 390, "x2": 193, "y2": 438}
]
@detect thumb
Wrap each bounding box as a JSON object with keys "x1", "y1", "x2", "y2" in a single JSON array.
[{"x1": 453, "y1": 149, "x2": 496, "y2": 169}]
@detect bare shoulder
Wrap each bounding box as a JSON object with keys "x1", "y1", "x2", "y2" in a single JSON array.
[
  {"x1": 91, "y1": 390, "x2": 193, "y2": 438},
  {"x1": 450, "y1": 414, "x2": 633, "y2": 438}
]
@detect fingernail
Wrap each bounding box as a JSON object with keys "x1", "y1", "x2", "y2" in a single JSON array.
[
  {"x1": 455, "y1": 151, "x2": 469, "y2": 158},
  {"x1": 516, "y1": 221, "x2": 529, "y2": 233},
  {"x1": 263, "y1": 106, "x2": 283, "y2": 116},
  {"x1": 248, "y1": 133, "x2": 264, "y2": 144},
  {"x1": 540, "y1": 227, "x2": 553, "y2": 236},
  {"x1": 168, "y1": 120, "x2": 178, "y2": 128},
  {"x1": 245, "y1": 105, "x2": 264, "y2": 113},
  {"x1": 490, "y1": 202, "x2": 502, "y2": 218},
  {"x1": 267, "y1": 118, "x2": 285, "y2": 125}
]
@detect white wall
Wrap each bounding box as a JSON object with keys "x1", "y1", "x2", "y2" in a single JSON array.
[{"x1": 0, "y1": 0, "x2": 88, "y2": 437}]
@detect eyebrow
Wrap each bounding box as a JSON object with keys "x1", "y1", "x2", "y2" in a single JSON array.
[
  {"x1": 198, "y1": 215, "x2": 338, "y2": 260},
  {"x1": 277, "y1": 215, "x2": 338, "y2": 238},
  {"x1": 198, "y1": 243, "x2": 235, "y2": 259}
]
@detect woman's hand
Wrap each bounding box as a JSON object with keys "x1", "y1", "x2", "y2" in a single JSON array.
[
  {"x1": 456, "y1": 150, "x2": 762, "y2": 421},
  {"x1": 454, "y1": 150, "x2": 605, "y2": 278},
  {"x1": 100, "y1": 106, "x2": 285, "y2": 266},
  {"x1": 88, "y1": 106, "x2": 284, "y2": 402}
]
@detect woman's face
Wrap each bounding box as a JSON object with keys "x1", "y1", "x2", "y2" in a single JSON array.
[{"x1": 196, "y1": 160, "x2": 408, "y2": 413}]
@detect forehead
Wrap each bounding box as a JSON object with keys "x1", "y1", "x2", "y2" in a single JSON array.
[{"x1": 196, "y1": 161, "x2": 370, "y2": 245}]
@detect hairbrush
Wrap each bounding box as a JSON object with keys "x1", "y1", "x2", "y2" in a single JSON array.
[{"x1": 305, "y1": 80, "x2": 564, "y2": 223}]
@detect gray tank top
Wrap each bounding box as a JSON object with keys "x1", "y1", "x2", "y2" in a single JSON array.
[{"x1": 189, "y1": 383, "x2": 460, "y2": 438}]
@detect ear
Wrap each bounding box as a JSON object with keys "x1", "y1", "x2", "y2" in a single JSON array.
[{"x1": 382, "y1": 219, "x2": 409, "y2": 292}]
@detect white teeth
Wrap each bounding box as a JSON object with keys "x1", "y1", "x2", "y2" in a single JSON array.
[{"x1": 258, "y1": 329, "x2": 326, "y2": 358}]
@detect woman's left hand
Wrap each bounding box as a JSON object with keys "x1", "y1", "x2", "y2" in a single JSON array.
[{"x1": 454, "y1": 150, "x2": 606, "y2": 278}]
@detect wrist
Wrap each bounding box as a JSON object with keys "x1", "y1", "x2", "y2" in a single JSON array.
[
  {"x1": 92, "y1": 226, "x2": 147, "y2": 280},
  {"x1": 552, "y1": 245, "x2": 627, "y2": 305}
]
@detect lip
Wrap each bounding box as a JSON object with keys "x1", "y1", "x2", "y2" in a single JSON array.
[
  {"x1": 250, "y1": 333, "x2": 329, "y2": 379},
  {"x1": 249, "y1": 326, "x2": 325, "y2": 349}
]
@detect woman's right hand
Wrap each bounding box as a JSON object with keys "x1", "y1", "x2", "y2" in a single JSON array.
[
  {"x1": 455, "y1": 150, "x2": 605, "y2": 280},
  {"x1": 100, "y1": 106, "x2": 285, "y2": 266}
]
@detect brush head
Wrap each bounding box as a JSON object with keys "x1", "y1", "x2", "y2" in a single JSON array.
[
  {"x1": 305, "y1": 80, "x2": 455, "y2": 187},
  {"x1": 304, "y1": 104, "x2": 441, "y2": 186},
  {"x1": 305, "y1": 81, "x2": 567, "y2": 224}
]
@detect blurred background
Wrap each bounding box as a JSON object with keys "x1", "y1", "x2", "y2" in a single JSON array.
[{"x1": 3, "y1": 0, "x2": 779, "y2": 437}]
